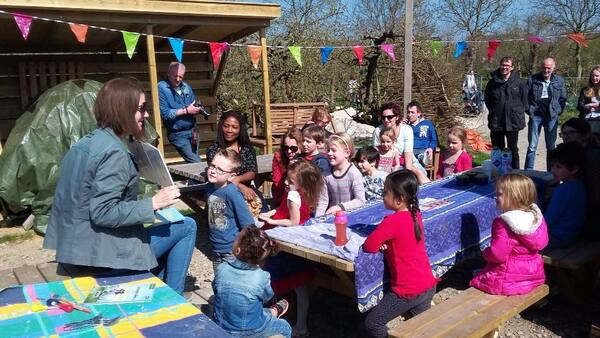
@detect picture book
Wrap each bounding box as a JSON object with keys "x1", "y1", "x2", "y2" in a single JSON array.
[{"x1": 84, "y1": 283, "x2": 156, "y2": 304}]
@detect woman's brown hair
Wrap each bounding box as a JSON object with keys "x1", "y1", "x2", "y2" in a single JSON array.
[
  {"x1": 95, "y1": 77, "x2": 146, "y2": 140},
  {"x1": 279, "y1": 127, "x2": 304, "y2": 166},
  {"x1": 448, "y1": 126, "x2": 467, "y2": 149},
  {"x1": 287, "y1": 160, "x2": 324, "y2": 210},
  {"x1": 584, "y1": 66, "x2": 600, "y2": 98},
  {"x1": 380, "y1": 102, "x2": 402, "y2": 125}
]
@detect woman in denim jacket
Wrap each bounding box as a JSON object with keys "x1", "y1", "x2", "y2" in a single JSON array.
[{"x1": 212, "y1": 227, "x2": 292, "y2": 337}]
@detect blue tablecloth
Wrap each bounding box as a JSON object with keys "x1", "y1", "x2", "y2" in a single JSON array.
[{"x1": 266, "y1": 175, "x2": 498, "y2": 312}]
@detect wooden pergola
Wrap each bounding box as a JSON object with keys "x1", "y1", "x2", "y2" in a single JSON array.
[{"x1": 0, "y1": 0, "x2": 280, "y2": 158}]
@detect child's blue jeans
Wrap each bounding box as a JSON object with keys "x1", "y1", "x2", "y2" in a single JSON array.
[{"x1": 227, "y1": 309, "x2": 292, "y2": 338}]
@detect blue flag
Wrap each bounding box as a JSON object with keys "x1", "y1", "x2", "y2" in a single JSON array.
[
  {"x1": 168, "y1": 38, "x2": 184, "y2": 62},
  {"x1": 453, "y1": 41, "x2": 467, "y2": 58},
  {"x1": 320, "y1": 47, "x2": 334, "y2": 65}
]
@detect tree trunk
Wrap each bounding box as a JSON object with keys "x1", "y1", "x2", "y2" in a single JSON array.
[
  {"x1": 575, "y1": 43, "x2": 582, "y2": 83},
  {"x1": 529, "y1": 43, "x2": 539, "y2": 74}
]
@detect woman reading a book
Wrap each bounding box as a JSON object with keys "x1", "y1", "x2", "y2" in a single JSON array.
[{"x1": 43, "y1": 78, "x2": 197, "y2": 295}]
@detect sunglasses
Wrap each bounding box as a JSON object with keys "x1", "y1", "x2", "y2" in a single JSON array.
[
  {"x1": 282, "y1": 145, "x2": 299, "y2": 153},
  {"x1": 382, "y1": 115, "x2": 396, "y2": 121},
  {"x1": 208, "y1": 164, "x2": 233, "y2": 175},
  {"x1": 137, "y1": 102, "x2": 147, "y2": 113}
]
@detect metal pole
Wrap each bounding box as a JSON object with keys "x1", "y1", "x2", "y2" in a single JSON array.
[{"x1": 403, "y1": 0, "x2": 414, "y2": 117}]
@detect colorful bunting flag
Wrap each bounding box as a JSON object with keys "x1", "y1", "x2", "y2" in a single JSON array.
[
  {"x1": 568, "y1": 32, "x2": 588, "y2": 47},
  {"x1": 288, "y1": 46, "x2": 302, "y2": 67},
  {"x1": 247, "y1": 45, "x2": 262, "y2": 68},
  {"x1": 122, "y1": 31, "x2": 140, "y2": 59},
  {"x1": 209, "y1": 42, "x2": 230, "y2": 69},
  {"x1": 453, "y1": 41, "x2": 467, "y2": 58},
  {"x1": 320, "y1": 47, "x2": 333, "y2": 65},
  {"x1": 430, "y1": 40, "x2": 442, "y2": 56},
  {"x1": 168, "y1": 38, "x2": 184, "y2": 62},
  {"x1": 69, "y1": 23, "x2": 88, "y2": 43},
  {"x1": 353, "y1": 46, "x2": 364, "y2": 65},
  {"x1": 13, "y1": 14, "x2": 33, "y2": 40},
  {"x1": 526, "y1": 36, "x2": 544, "y2": 44},
  {"x1": 380, "y1": 44, "x2": 396, "y2": 62},
  {"x1": 487, "y1": 40, "x2": 501, "y2": 61}
]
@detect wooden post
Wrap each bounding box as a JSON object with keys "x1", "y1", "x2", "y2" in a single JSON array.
[
  {"x1": 403, "y1": 0, "x2": 413, "y2": 117},
  {"x1": 146, "y1": 25, "x2": 164, "y2": 155},
  {"x1": 260, "y1": 28, "x2": 273, "y2": 154}
]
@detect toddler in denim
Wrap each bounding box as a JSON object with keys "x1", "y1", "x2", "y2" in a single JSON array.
[{"x1": 212, "y1": 226, "x2": 292, "y2": 337}]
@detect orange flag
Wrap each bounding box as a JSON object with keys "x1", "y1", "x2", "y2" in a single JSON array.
[
  {"x1": 247, "y1": 45, "x2": 262, "y2": 68},
  {"x1": 567, "y1": 32, "x2": 588, "y2": 47},
  {"x1": 69, "y1": 23, "x2": 88, "y2": 43}
]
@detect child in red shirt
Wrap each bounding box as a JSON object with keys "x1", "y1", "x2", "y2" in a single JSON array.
[
  {"x1": 436, "y1": 126, "x2": 473, "y2": 179},
  {"x1": 363, "y1": 170, "x2": 438, "y2": 338}
]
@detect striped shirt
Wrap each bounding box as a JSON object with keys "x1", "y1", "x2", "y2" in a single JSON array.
[{"x1": 315, "y1": 164, "x2": 366, "y2": 216}]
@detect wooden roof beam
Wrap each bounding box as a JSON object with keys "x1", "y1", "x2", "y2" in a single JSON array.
[
  {"x1": 154, "y1": 25, "x2": 198, "y2": 51},
  {"x1": 106, "y1": 24, "x2": 149, "y2": 54},
  {"x1": 222, "y1": 27, "x2": 261, "y2": 44}
]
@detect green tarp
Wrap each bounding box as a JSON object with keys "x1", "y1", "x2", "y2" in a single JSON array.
[{"x1": 0, "y1": 79, "x2": 157, "y2": 234}]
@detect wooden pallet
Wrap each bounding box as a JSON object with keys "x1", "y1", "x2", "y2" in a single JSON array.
[{"x1": 388, "y1": 285, "x2": 549, "y2": 338}]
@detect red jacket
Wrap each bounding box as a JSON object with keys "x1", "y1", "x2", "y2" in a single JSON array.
[
  {"x1": 470, "y1": 204, "x2": 548, "y2": 295},
  {"x1": 363, "y1": 211, "x2": 437, "y2": 298},
  {"x1": 436, "y1": 149, "x2": 473, "y2": 179}
]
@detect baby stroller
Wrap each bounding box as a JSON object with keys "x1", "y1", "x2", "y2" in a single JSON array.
[{"x1": 464, "y1": 89, "x2": 483, "y2": 116}]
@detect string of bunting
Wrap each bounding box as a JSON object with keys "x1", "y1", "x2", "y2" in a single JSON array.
[{"x1": 4, "y1": 9, "x2": 595, "y2": 69}]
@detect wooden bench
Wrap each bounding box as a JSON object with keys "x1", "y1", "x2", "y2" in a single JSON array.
[
  {"x1": 542, "y1": 240, "x2": 600, "y2": 303},
  {"x1": 388, "y1": 285, "x2": 549, "y2": 338},
  {"x1": 250, "y1": 102, "x2": 328, "y2": 154}
]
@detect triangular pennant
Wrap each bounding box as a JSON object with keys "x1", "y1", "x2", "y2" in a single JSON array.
[
  {"x1": 526, "y1": 36, "x2": 544, "y2": 44},
  {"x1": 320, "y1": 47, "x2": 334, "y2": 65},
  {"x1": 247, "y1": 45, "x2": 262, "y2": 69},
  {"x1": 69, "y1": 23, "x2": 88, "y2": 43},
  {"x1": 487, "y1": 40, "x2": 501, "y2": 61},
  {"x1": 453, "y1": 41, "x2": 467, "y2": 58},
  {"x1": 380, "y1": 44, "x2": 396, "y2": 62},
  {"x1": 209, "y1": 42, "x2": 230, "y2": 69},
  {"x1": 430, "y1": 40, "x2": 442, "y2": 56},
  {"x1": 288, "y1": 46, "x2": 302, "y2": 67},
  {"x1": 122, "y1": 31, "x2": 140, "y2": 59},
  {"x1": 13, "y1": 14, "x2": 33, "y2": 40},
  {"x1": 353, "y1": 46, "x2": 364, "y2": 65},
  {"x1": 168, "y1": 38, "x2": 184, "y2": 62},
  {"x1": 568, "y1": 32, "x2": 588, "y2": 47}
]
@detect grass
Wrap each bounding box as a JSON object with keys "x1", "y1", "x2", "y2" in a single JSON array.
[
  {"x1": 470, "y1": 151, "x2": 490, "y2": 167},
  {"x1": 0, "y1": 230, "x2": 34, "y2": 245}
]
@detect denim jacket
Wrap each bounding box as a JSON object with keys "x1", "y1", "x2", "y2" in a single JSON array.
[
  {"x1": 43, "y1": 128, "x2": 156, "y2": 270},
  {"x1": 158, "y1": 79, "x2": 196, "y2": 132},
  {"x1": 527, "y1": 73, "x2": 567, "y2": 118},
  {"x1": 212, "y1": 259, "x2": 274, "y2": 332}
]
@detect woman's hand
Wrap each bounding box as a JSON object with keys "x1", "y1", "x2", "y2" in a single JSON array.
[
  {"x1": 238, "y1": 184, "x2": 257, "y2": 201},
  {"x1": 325, "y1": 205, "x2": 342, "y2": 215},
  {"x1": 152, "y1": 185, "x2": 180, "y2": 210},
  {"x1": 258, "y1": 213, "x2": 273, "y2": 223}
]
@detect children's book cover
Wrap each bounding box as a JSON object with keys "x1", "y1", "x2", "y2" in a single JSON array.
[{"x1": 84, "y1": 283, "x2": 156, "y2": 304}]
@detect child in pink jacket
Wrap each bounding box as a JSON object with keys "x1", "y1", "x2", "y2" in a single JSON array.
[{"x1": 470, "y1": 173, "x2": 548, "y2": 296}]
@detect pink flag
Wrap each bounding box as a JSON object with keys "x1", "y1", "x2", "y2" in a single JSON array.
[
  {"x1": 247, "y1": 45, "x2": 262, "y2": 68},
  {"x1": 526, "y1": 36, "x2": 544, "y2": 44},
  {"x1": 487, "y1": 40, "x2": 501, "y2": 61},
  {"x1": 568, "y1": 32, "x2": 588, "y2": 47},
  {"x1": 69, "y1": 23, "x2": 88, "y2": 43},
  {"x1": 209, "y1": 42, "x2": 230, "y2": 69},
  {"x1": 353, "y1": 46, "x2": 364, "y2": 65},
  {"x1": 13, "y1": 13, "x2": 33, "y2": 40},
  {"x1": 380, "y1": 44, "x2": 396, "y2": 62}
]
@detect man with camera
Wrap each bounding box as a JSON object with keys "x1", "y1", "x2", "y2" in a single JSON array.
[{"x1": 158, "y1": 62, "x2": 210, "y2": 163}]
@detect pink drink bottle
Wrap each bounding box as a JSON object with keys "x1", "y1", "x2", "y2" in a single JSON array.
[{"x1": 334, "y1": 210, "x2": 348, "y2": 246}]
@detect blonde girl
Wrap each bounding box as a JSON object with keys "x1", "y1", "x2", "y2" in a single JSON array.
[
  {"x1": 377, "y1": 127, "x2": 401, "y2": 173},
  {"x1": 259, "y1": 160, "x2": 324, "y2": 227},
  {"x1": 577, "y1": 66, "x2": 600, "y2": 119},
  {"x1": 436, "y1": 126, "x2": 473, "y2": 179},
  {"x1": 470, "y1": 174, "x2": 548, "y2": 295},
  {"x1": 315, "y1": 132, "x2": 366, "y2": 216}
]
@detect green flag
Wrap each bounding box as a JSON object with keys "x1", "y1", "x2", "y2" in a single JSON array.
[
  {"x1": 122, "y1": 31, "x2": 141, "y2": 59},
  {"x1": 430, "y1": 40, "x2": 442, "y2": 56},
  {"x1": 288, "y1": 46, "x2": 302, "y2": 67}
]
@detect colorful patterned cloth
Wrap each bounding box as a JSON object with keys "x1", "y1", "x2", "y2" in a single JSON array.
[
  {"x1": 267, "y1": 175, "x2": 498, "y2": 312},
  {"x1": 0, "y1": 273, "x2": 230, "y2": 337}
]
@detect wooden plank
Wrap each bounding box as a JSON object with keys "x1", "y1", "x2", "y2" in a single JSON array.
[
  {"x1": 13, "y1": 265, "x2": 46, "y2": 285},
  {"x1": 0, "y1": 268, "x2": 19, "y2": 289},
  {"x1": 37, "y1": 262, "x2": 71, "y2": 282},
  {"x1": 27, "y1": 62, "x2": 38, "y2": 100},
  {"x1": 146, "y1": 26, "x2": 165, "y2": 156},
  {"x1": 275, "y1": 240, "x2": 354, "y2": 272},
  {"x1": 17, "y1": 62, "x2": 28, "y2": 108},
  {"x1": 58, "y1": 62, "x2": 67, "y2": 82},
  {"x1": 444, "y1": 284, "x2": 549, "y2": 338},
  {"x1": 543, "y1": 241, "x2": 600, "y2": 269},
  {"x1": 48, "y1": 62, "x2": 58, "y2": 86},
  {"x1": 67, "y1": 61, "x2": 76, "y2": 79},
  {"x1": 38, "y1": 62, "x2": 48, "y2": 92}
]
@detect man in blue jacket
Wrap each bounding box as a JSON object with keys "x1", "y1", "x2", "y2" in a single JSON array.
[
  {"x1": 524, "y1": 58, "x2": 567, "y2": 170},
  {"x1": 158, "y1": 62, "x2": 202, "y2": 162}
]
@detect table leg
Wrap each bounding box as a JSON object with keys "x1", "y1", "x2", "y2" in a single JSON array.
[{"x1": 312, "y1": 267, "x2": 356, "y2": 299}]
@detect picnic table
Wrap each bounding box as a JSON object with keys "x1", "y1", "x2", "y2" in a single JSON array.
[{"x1": 0, "y1": 263, "x2": 229, "y2": 337}]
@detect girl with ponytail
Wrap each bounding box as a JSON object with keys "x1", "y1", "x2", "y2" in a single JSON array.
[{"x1": 362, "y1": 170, "x2": 438, "y2": 338}]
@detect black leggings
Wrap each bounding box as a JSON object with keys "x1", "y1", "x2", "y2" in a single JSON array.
[
  {"x1": 364, "y1": 286, "x2": 436, "y2": 338},
  {"x1": 490, "y1": 130, "x2": 520, "y2": 169}
]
